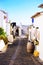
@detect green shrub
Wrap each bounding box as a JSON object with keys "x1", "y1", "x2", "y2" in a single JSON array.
[
  {"x1": 0, "y1": 35, "x2": 8, "y2": 44},
  {"x1": 0, "y1": 27, "x2": 6, "y2": 36},
  {"x1": 0, "y1": 27, "x2": 8, "y2": 44}
]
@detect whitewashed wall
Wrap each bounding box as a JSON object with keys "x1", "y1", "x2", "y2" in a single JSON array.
[
  {"x1": 0, "y1": 11, "x2": 3, "y2": 27},
  {"x1": 6, "y1": 22, "x2": 10, "y2": 35},
  {"x1": 34, "y1": 14, "x2": 43, "y2": 60},
  {"x1": 0, "y1": 11, "x2": 8, "y2": 32}
]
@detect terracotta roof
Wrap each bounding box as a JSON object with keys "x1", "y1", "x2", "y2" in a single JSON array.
[
  {"x1": 31, "y1": 12, "x2": 43, "y2": 18},
  {"x1": 38, "y1": 4, "x2": 43, "y2": 8},
  {"x1": 0, "y1": 10, "x2": 7, "y2": 14}
]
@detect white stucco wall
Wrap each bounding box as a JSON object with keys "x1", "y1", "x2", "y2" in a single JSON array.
[
  {"x1": 0, "y1": 11, "x2": 3, "y2": 27},
  {"x1": 34, "y1": 14, "x2": 43, "y2": 60},
  {"x1": 6, "y1": 22, "x2": 10, "y2": 35},
  {"x1": 0, "y1": 11, "x2": 7, "y2": 32}
]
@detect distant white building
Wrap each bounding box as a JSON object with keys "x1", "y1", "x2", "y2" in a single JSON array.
[{"x1": 21, "y1": 25, "x2": 28, "y2": 35}]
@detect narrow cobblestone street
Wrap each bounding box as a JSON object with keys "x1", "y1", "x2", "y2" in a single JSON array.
[{"x1": 0, "y1": 38, "x2": 43, "y2": 65}]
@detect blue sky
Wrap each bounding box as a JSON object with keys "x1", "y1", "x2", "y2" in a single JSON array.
[{"x1": 0, "y1": 0, "x2": 43, "y2": 25}]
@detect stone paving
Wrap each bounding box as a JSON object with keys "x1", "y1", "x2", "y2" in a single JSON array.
[{"x1": 0, "y1": 38, "x2": 43, "y2": 65}]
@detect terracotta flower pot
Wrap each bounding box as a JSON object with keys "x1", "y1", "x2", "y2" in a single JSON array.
[{"x1": 27, "y1": 41, "x2": 35, "y2": 53}]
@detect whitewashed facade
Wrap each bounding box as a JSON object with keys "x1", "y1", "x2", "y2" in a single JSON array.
[
  {"x1": 0, "y1": 10, "x2": 11, "y2": 35},
  {"x1": 6, "y1": 22, "x2": 10, "y2": 35},
  {"x1": 31, "y1": 12, "x2": 43, "y2": 60},
  {"x1": 0, "y1": 10, "x2": 8, "y2": 32}
]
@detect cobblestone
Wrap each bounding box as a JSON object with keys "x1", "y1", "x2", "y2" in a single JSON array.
[{"x1": 0, "y1": 38, "x2": 42, "y2": 65}]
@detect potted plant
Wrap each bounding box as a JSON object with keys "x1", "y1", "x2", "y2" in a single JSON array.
[{"x1": 0, "y1": 27, "x2": 8, "y2": 52}]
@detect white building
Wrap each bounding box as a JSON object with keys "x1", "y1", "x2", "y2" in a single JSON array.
[
  {"x1": 0, "y1": 10, "x2": 11, "y2": 35},
  {"x1": 31, "y1": 11, "x2": 43, "y2": 61},
  {"x1": 21, "y1": 25, "x2": 28, "y2": 35},
  {"x1": 0, "y1": 10, "x2": 8, "y2": 32}
]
